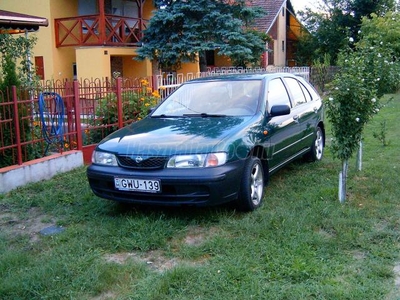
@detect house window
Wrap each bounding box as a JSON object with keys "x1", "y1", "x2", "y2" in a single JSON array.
[
  {"x1": 34, "y1": 56, "x2": 44, "y2": 80},
  {"x1": 282, "y1": 8, "x2": 285, "y2": 17},
  {"x1": 282, "y1": 41, "x2": 285, "y2": 52}
]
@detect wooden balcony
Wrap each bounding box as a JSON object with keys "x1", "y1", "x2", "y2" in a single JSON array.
[{"x1": 55, "y1": 15, "x2": 148, "y2": 47}]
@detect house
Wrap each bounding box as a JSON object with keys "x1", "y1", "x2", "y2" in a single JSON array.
[
  {"x1": 210, "y1": 0, "x2": 307, "y2": 69},
  {"x1": 255, "y1": 0, "x2": 308, "y2": 67},
  {"x1": 186, "y1": 0, "x2": 309, "y2": 70},
  {"x1": 0, "y1": 0, "x2": 307, "y2": 82},
  {"x1": 1, "y1": 0, "x2": 159, "y2": 81}
]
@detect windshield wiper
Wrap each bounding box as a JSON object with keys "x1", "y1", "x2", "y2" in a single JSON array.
[
  {"x1": 182, "y1": 113, "x2": 226, "y2": 118},
  {"x1": 151, "y1": 114, "x2": 180, "y2": 118}
]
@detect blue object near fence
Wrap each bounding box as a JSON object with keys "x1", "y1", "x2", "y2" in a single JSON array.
[{"x1": 38, "y1": 92, "x2": 65, "y2": 154}]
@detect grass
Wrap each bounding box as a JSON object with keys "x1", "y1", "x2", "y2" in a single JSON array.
[{"x1": 1, "y1": 93, "x2": 400, "y2": 300}]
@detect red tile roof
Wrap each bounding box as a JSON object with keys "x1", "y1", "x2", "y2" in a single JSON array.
[{"x1": 249, "y1": 0, "x2": 286, "y2": 32}]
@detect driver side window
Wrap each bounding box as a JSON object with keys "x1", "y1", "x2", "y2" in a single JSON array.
[{"x1": 267, "y1": 78, "x2": 291, "y2": 112}]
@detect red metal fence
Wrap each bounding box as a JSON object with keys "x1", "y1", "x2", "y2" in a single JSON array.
[{"x1": 0, "y1": 77, "x2": 156, "y2": 168}]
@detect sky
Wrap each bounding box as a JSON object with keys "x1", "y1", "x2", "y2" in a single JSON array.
[{"x1": 290, "y1": 0, "x2": 322, "y2": 13}]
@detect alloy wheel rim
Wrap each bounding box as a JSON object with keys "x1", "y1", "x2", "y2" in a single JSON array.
[
  {"x1": 250, "y1": 163, "x2": 264, "y2": 206},
  {"x1": 315, "y1": 130, "x2": 323, "y2": 160}
]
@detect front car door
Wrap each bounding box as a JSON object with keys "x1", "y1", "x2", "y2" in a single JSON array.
[{"x1": 264, "y1": 77, "x2": 303, "y2": 172}]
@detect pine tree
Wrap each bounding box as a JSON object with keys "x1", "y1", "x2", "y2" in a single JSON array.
[{"x1": 138, "y1": 0, "x2": 268, "y2": 71}]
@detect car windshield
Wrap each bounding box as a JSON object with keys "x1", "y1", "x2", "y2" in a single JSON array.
[{"x1": 152, "y1": 80, "x2": 262, "y2": 117}]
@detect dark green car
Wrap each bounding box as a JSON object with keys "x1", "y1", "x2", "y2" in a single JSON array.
[{"x1": 87, "y1": 73, "x2": 325, "y2": 211}]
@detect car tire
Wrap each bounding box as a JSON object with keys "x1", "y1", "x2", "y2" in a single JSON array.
[
  {"x1": 237, "y1": 156, "x2": 265, "y2": 212},
  {"x1": 305, "y1": 126, "x2": 324, "y2": 162}
]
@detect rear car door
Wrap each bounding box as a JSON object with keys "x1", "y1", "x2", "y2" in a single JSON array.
[{"x1": 283, "y1": 77, "x2": 321, "y2": 150}]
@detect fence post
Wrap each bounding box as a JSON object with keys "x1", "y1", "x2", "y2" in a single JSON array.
[
  {"x1": 12, "y1": 86, "x2": 23, "y2": 165},
  {"x1": 64, "y1": 80, "x2": 74, "y2": 138},
  {"x1": 116, "y1": 77, "x2": 123, "y2": 129},
  {"x1": 73, "y1": 80, "x2": 83, "y2": 150}
]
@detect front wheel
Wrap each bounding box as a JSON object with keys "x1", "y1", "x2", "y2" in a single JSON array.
[{"x1": 237, "y1": 157, "x2": 265, "y2": 212}]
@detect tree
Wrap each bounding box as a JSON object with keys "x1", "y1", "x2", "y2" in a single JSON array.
[
  {"x1": 359, "y1": 11, "x2": 400, "y2": 59},
  {"x1": 0, "y1": 33, "x2": 38, "y2": 89},
  {"x1": 137, "y1": 0, "x2": 268, "y2": 71},
  {"x1": 0, "y1": 33, "x2": 39, "y2": 167},
  {"x1": 296, "y1": 0, "x2": 396, "y2": 65},
  {"x1": 324, "y1": 12, "x2": 400, "y2": 203}
]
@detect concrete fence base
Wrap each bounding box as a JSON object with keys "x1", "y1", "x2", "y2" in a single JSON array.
[{"x1": 0, "y1": 150, "x2": 84, "y2": 194}]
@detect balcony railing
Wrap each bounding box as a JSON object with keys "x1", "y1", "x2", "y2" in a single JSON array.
[{"x1": 55, "y1": 14, "x2": 148, "y2": 47}]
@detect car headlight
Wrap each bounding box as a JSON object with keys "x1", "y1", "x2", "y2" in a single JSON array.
[
  {"x1": 167, "y1": 153, "x2": 227, "y2": 168},
  {"x1": 92, "y1": 151, "x2": 118, "y2": 166}
]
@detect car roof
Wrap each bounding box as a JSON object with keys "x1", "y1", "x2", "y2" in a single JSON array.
[{"x1": 186, "y1": 72, "x2": 301, "y2": 83}]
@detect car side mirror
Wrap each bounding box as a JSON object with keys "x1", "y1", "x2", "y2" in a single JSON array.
[{"x1": 270, "y1": 105, "x2": 291, "y2": 117}]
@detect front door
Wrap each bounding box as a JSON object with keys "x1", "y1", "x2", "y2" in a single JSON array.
[{"x1": 264, "y1": 78, "x2": 302, "y2": 171}]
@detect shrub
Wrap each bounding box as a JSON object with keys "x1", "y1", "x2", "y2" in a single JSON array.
[
  {"x1": 85, "y1": 79, "x2": 160, "y2": 144},
  {"x1": 0, "y1": 33, "x2": 41, "y2": 167}
]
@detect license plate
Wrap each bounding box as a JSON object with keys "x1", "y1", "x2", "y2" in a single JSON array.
[{"x1": 114, "y1": 177, "x2": 161, "y2": 193}]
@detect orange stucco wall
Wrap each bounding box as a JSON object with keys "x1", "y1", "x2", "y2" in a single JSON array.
[{"x1": 1, "y1": 0, "x2": 211, "y2": 80}]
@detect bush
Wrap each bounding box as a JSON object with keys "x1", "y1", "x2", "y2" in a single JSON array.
[{"x1": 85, "y1": 79, "x2": 160, "y2": 144}]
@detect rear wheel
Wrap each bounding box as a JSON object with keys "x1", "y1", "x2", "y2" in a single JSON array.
[
  {"x1": 305, "y1": 126, "x2": 324, "y2": 162},
  {"x1": 237, "y1": 157, "x2": 265, "y2": 212}
]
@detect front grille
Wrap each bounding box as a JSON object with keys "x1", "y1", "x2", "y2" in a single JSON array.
[{"x1": 117, "y1": 155, "x2": 168, "y2": 169}]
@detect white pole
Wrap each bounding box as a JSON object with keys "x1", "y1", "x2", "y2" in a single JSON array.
[
  {"x1": 339, "y1": 171, "x2": 344, "y2": 203},
  {"x1": 339, "y1": 160, "x2": 348, "y2": 204},
  {"x1": 356, "y1": 140, "x2": 363, "y2": 171}
]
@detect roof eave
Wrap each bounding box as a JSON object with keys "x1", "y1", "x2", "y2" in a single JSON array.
[
  {"x1": 266, "y1": 0, "x2": 287, "y2": 33},
  {"x1": 0, "y1": 10, "x2": 48, "y2": 33}
]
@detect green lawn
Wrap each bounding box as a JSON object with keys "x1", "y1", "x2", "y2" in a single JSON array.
[{"x1": 1, "y1": 93, "x2": 399, "y2": 300}]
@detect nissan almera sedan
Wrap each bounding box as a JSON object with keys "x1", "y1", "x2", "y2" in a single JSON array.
[{"x1": 87, "y1": 73, "x2": 325, "y2": 211}]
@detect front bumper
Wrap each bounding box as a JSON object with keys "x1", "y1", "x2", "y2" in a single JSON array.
[{"x1": 86, "y1": 159, "x2": 246, "y2": 207}]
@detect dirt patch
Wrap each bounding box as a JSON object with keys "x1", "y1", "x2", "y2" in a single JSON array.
[
  {"x1": 393, "y1": 263, "x2": 400, "y2": 287},
  {"x1": 105, "y1": 250, "x2": 182, "y2": 272},
  {"x1": 103, "y1": 225, "x2": 218, "y2": 272},
  {"x1": 386, "y1": 262, "x2": 400, "y2": 300},
  {"x1": 183, "y1": 225, "x2": 220, "y2": 246},
  {"x1": 91, "y1": 291, "x2": 117, "y2": 300},
  {"x1": 184, "y1": 226, "x2": 218, "y2": 246},
  {"x1": 0, "y1": 206, "x2": 56, "y2": 243},
  {"x1": 104, "y1": 247, "x2": 210, "y2": 273},
  {"x1": 104, "y1": 250, "x2": 182, "y2": 272},
  {"x1": 317, "y1": 228, "x2": 336, "y2": 239},
  {"x1": 352, "y1": 250, "x2": 367, "y2": 260}
]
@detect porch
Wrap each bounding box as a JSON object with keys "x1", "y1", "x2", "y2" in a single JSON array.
[
  {"x1": 55, "y1": 14, "x2": 148, "y2": 47},
  {"x1": 54, "y1": 0, "x2": 149, "y2": 48}
]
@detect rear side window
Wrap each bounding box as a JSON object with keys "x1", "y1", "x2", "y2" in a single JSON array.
[
  {"x1": 298, "y1": 78, "x2": 320, "y2": 100},
  {"x1": 299, "y1": 82, "x2": 312, "y2": 102},
  {"x1": 307, "y1": 84, "x2": 320, "y2": 100},
  {"x1": 284, "y1": 77, "x2": 307, "y2": 106},
  {"x1": 267, "y1": 78, "x2": 291, "y2": 111}
]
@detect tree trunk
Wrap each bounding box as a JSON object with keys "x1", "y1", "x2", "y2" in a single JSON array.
[{"x1": 339, "y1": 159, "x2": 348, "y2": 203}]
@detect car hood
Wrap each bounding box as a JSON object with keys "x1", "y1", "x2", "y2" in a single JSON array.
[{"x1": 96, "y1": 116, "x2": 253, "y2": 155}]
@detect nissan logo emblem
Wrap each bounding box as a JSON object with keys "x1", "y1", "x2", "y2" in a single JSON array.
[{"x1": 135, "y1": 156, "x2": 144, "y2": 163}]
